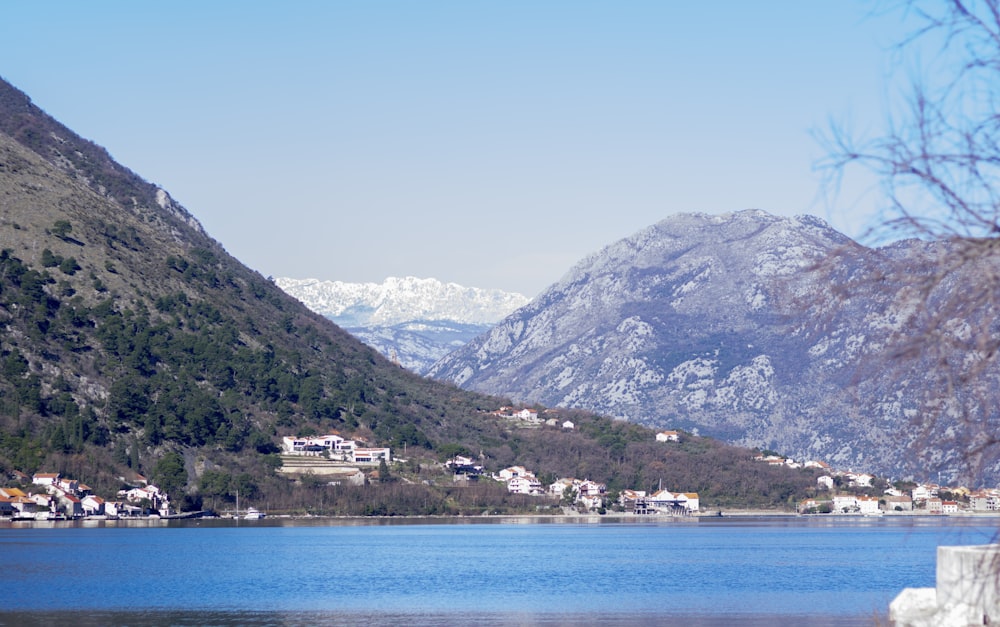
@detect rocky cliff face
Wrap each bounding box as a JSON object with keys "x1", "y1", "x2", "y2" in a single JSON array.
[{"x1": 429, "y1": 210, "x2": 1000, "y2": 483}]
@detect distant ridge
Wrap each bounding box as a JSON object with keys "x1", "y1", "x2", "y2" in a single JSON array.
[
  {"x1": 276, "y1": 276, "x2": 529, "y2": 372},
  {"x1": 275, "y1": 276, "x2": 528, "y2": 326}
]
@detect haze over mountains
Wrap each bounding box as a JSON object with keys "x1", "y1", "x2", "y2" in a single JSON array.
[{"x1": 275, "y1": 276, "x2": 528, "y2": 373}]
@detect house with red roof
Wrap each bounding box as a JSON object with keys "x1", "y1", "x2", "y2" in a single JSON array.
[
  {"x1": 31, "y1": 472, "x2": 59, "y2": 487},
  {"x1": 656, "y1": 430, "x2": 680, "y2": 442}
]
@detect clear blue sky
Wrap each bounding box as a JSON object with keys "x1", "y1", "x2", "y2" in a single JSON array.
[{"x1": 0, "y1": 2, "x2": 913, "y2": 297}]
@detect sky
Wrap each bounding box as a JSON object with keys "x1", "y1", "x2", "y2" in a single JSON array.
[{"x1": 0, "y1": 2, "x2": 916, "y2": 297}]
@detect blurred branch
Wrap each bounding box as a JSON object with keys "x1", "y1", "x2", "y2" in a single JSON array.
[{"x1": 812, "y1": 0, "x2": 1000, "y2": 483}]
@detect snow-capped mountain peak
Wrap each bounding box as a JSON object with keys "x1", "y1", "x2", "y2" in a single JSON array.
[
  {"x1": 275, "y1": 276, "x2": 530, "y2": 373},
  {"x1": 275, "y1": 276, "x2": 530, "y2": 327}
]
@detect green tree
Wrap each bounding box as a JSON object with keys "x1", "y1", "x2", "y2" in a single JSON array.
[
  {"x1": 378, "y1": 458, "x2": 393, "y2": 483},
  {"x1": 40, "y1": 249, "x2": 61, "y2": 268},
  {"x1": 50, "y1": 220, "x2": 72, "y2": 240},
  {"x1": 153, "y1": 451, "x2": 188, "y2": 501},
  {"x1": 58, "y1": 257, "x2": 81, "y2": 275}
]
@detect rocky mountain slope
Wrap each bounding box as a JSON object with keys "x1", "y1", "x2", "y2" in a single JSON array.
[
  {"x1": 429, "y1": 210, "x2": 1000, "y2": 484},
  {"x1": 276, "y1": 277, "x2": 528, "y2": 372}
]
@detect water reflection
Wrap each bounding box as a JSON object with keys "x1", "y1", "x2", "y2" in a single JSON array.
[{"x1": 1, "y1": 610, "x2": 881, "y2": 627}]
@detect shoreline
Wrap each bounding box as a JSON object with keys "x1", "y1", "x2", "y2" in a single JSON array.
[{"x1": 5, "y1": 508, "x2": 1000, "y2": 527}]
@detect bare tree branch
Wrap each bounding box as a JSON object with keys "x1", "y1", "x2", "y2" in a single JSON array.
[{"x1": 815, "y1": 0, "x2": 1000, "y2": 484}]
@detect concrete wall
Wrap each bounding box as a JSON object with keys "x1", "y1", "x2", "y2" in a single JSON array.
[{"x1": 891, "y1": 544, "x2": 1000, "y2": 627}]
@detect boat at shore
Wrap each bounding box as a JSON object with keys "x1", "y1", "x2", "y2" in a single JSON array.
[
  {"x1": 244, "y1": 507, "x2": 266, "y2": 520},
  {"x1": 232, "y1": 490, "x2": 265, "y2": 519},
  {"x1": 34, "y1": 511, "x2": 67, "y2": 521}
]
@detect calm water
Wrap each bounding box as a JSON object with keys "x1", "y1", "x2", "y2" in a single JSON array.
[{"x1": 0, "y1": 515, "x2": 995, "y2": 626}]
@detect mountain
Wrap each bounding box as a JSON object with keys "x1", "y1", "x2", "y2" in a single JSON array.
[
  {"x1": 275, "y1": 277, "x2": 529, "y2": 373},
  {"x1": 0, "y1": 78, "x2": 824, "y2": 513},
  {"x1": 429, "y1": 210, "x2": 1000, "y2": 484}
]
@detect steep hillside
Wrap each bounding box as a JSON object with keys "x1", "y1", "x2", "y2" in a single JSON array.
[
  {"x1": 276, "y1": 276, "x2": 528, "y2": 372},
  {"x1": 430, "y1": 210, "x2": 1000, "y2": 484},
  {"x1": 0, "y1": 78, "x2": 823, "y2": 513},
  {"x1": 0, "y1": 78, "x2": 495, "y2": 499}
]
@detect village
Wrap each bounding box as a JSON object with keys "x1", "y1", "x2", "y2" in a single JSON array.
[
  {"x1": 275, "y1": 406, "x2": 1000, "y2": 518},
  {"x1": 3, "y1": 406, "x2": 1000, "y2": 521},
  {"x1": 754, "y1": 452, "x2": 1000, "y2": 516},
  {"x1": 0, "y1": 471, "x2": 171, "y2": 520}
]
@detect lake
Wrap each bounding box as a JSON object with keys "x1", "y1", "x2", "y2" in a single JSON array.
[{"x1": 0, "y1": 515, "x2": 996, "y2": 626}]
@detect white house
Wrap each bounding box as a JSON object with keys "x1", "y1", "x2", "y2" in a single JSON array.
[
  {"x1": 656, "y1": 430, "x2": 680, "y2": 442},
  {"x1": 681, "y1": 492, "x2": 700, "y2": 512},
  {"x1": 123, "y1": 486, "x2": 157, "y2": 502},
  {"x1": 32, "y1": 472, "x2": 59, "y2": 486},
  {"x1": 804, "y1": 460, "x2": 831, "y2": 471},
  {"x1": 848, "y1": 473, "x2": 874, "y2": 488},
  {"x1": 817, "y1": 475, "x2": 835, "y2": 490},
  {"x1": 113, "y1": 502, "x2": 143, "y2": 517},
  {"x1": 648, "y1": 489, "x2": 697, "y2": 514},
  {"x1": 497, "y1": 408, "x2": 539, "y2": 422},
  {"x1": 447, "y1": 455, "x2": 475, "y2": 467},
  {"x1": 31, "y1": 494, "x2": 53, "y2": 510},
  {"x1": 970, "y1": 493, "x2": 989, "y2": 511},
  {"x1": 58, "y1": 493, "x2": 83, "y2": 518},
  {"x1": 832, "y1": 495, "x2": 857, "y2": 513},
  {"x1": 446, "y1": 456, "x2": 483, "y2": 475},
  {"x1": 561, "y1": 421, "x2": 575, "y2": 430},
  {"x1": 81, "y1": 495, "x2": 105, "y2": 516},
  {"x1": 856, "y1": 495, "x2": 880, "y2": 514},
  {"x1": 352, "y1": 447, "x2": 391, "y2": 464},
  {"x1": 912, "y1": 485, "x2": 936, "y2": 502},
  {"x1": 122, "y1": 485, "x2": 169, "y2": 514},
  {"x1": 507, "y1": 476, "x2": 543, "y2": 495},
  {"x1": 56, "y1": 478, "x2": 79, "y2": 494},
  {"x1": 549, "y1": 478, "x2": 577, "y2": 498},
  {"x1": 884, "y1": 495, "x2": 913, "y2": 512},
  {"x1": 282, "y1": 434, "x2": 353, "y2": 455},
  {"x1": 577, "y1": 480, "x2": 606, "y2": 498},
  {"x1": 498, "y1": 466, "x2": 531, "y2": 481},
  {"x1": 941, "y1": 500, "x2": 959, "y2": 514},
  {"x1": 10, "y1": 496, "x2": 36, "y2": 517},
  {"x1": 618, "y1": 489, "x2": 646, "y2": 504},
  {"x1": 798, "y1": 497, "x2": 830, "y2": 513},
  {"x1": 104, "y1": 501, "x2": 142, "y2": 518},
  {"x1": 968, "y1": 491, "x2": 1000, "y2": 511}
]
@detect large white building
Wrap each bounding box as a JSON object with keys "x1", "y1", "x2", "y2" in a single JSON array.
[{"x1": 282, "y1": 434, "x2": 389, "y2": 465}]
